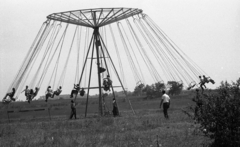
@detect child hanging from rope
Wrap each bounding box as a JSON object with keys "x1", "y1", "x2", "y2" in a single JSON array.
[
  {"x1": 80, "y1": 88, "x2": 85, "y2": 96},
  {"x1": 51, "y1": 86, "x2": 62, "y2": 98},
  {"x1": 203, "y1": 75, "x2": 215, "y2": 84},
  {"x1": 28, "y1": 87, "x2": 40, "y2": 103},
  {"x1": 199, "y1": 76, "x2": 207, "y2": 92},
  {"x1": 203, "y1": 75, "x2": 210, "y2": 84},
  {"x1": 103, "y1": 75, "x2": 112, "y2": 91},
  {"x1": 2, "y1": 88, "x2": 16, "y2": 103},
  {"x1": 21, "y1": 85, "x2": 30, "y2": 100},
  {"x1": 27, "y1": 89, "x2": 34, "y2": 103},
  {"x1": 33, "y1": 87, "x2": 40, "y2": 97},
  {"x1": 187, "y1": 81, "x2": 196, "y2": 90},
  {"x1": 45, "y1": 86, "x2": 53, "y2": 102},
  {"x1": 70, "y1": 84, "x2": 80, "y2": 98}
]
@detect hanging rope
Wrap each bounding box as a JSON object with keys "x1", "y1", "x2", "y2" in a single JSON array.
[
  {"x1": 130, "y1": 17, "x2": 174, "y2": 81},
  {"x1": 138, "y1": 17, "x2": 193, "y2": 83},
  {"x1": 117, "y1": 22, "x2": 142, "y2": 83},
  {"x1": 18, "y1": 21, "x2": 55, "y2": 97},
  {"x1": 75, "y1": 26, "x2": 82, "y2": 83},
  {"x1": 57, "y1": 25, "x2": 78, "y2": 87},
  {"x1": 127, "y1": 18, "x2": 168, "y2": 83},
  {"x1": 8, "y1": 20, "x2": 49, "y2": 92},
  {"x1": 109, "y1": 24, "x2": 127, "y2": 88},
  {"x1": 11, "y1": 20, "x2": 52, "y2": 98},
  {"x1": 134, "y1": 18, "x2": 183, "y2": 82},
  {"x1": 27, "y1": 21, "x2": 60, "y2": 89},
  {"x1": 142, "y1": 14, "x2": 207, "y2": 83},
  {"x1": 38, "y1": 23, "x2": 69, "y2": 87},
  {"x1": 82, "y1": 27, "x2": 89, "y2": 87},
  {"x1": 48, "y1": 25, "x2": 66, "y2": 90},
  {"x1": 124, "y1": 19, "x2": 146, "y2": 84},
  {"x1": 127, "y1": 18, "x2": 172, "y2": 82},
  {"x1": 132, "y1": 19, "x2": 162, "y2": 82}
]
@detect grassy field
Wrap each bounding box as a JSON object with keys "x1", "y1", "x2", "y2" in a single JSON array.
[{"x1": 0, "y1": 91, "x2": 210, "y2": 146}]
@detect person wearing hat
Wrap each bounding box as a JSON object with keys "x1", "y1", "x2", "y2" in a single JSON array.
[
  {"x1": 70, "y1": 84, "x2": 80, "y2": 98},
  {"x1": 70, "y1": 100, "x2": 77, "y2": 119},
  {"x1": 159, "y1": 90, "x2": 170, "y2": 119}
]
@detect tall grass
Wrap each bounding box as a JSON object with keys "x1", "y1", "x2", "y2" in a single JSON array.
[{"x1": 0, "y1": 109, "x2": 209, "y2": 147}]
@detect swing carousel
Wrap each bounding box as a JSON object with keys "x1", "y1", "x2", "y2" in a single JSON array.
[{"x1": 2, "y1": 8, "x2": 214, "y2": 116}]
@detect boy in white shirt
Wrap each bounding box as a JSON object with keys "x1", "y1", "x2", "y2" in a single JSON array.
[{"x1": 160, "y1": 90, "x2": 170, "y2": 119}]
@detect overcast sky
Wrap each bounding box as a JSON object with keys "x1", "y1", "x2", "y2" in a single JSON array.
[{"x1": 1, "y1": 0, "x2": 240, "y2": 100}]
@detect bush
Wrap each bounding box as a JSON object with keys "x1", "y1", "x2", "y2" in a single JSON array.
[
  {"x1": 190, "y1": 78, "x2": 240, "y2": 147},
  {"x1": 167, "y1": 81, "x2": 183, "y2": 95}
]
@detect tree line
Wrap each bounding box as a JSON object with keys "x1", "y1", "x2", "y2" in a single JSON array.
[{"x1": 132, "y1": 81, "x2": 183, "y2": 98}]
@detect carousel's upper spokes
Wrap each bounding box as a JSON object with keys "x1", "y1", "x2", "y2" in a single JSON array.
[{"x1": 47, "y1": 8, "x2": 143, "y2": 28}]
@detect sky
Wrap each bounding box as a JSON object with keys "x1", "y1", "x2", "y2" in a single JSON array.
[{"x1": 1, "y1": 0, "x2": 240, "y2": 100}]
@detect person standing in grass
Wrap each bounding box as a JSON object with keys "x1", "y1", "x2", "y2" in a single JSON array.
[
  {"x1": 160, "y1": 90, "x2": 170, "y2": 119},
  {"x1": 70, "y1": 100, "x2": 77, "y2": 119}
]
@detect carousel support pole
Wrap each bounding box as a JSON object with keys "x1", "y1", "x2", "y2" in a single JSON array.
[
  {"x1": 98, "y1": 36, "x2": 120, "y2": 115},
  {"x1": 94, "y1": 27, "x2": 103, "y2": 116},
  {"x1": 76, "y1": 34, "x2": 94, "y2": 117},
  {"x1": 84, "y1": 34, "x2": 95, "y2": 118}
]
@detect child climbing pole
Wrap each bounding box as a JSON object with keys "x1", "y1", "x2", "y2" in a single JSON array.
[
  {"x1": 103, "y1": 75, "x2": 112, "y2": 91},
  {"x1": 80, "y1": 88, "x2": 85, "y2": 96},
  {"x1": 70, "y1": 84, "x2": 80, "y2": 98}
]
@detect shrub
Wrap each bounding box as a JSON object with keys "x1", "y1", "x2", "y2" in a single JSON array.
[
  {"x1": 167, "y1": 81, "x2": 183, "y2": 95},
  {"x1": 190, "y1": 78, "x2": 240, "y2": 147}
]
